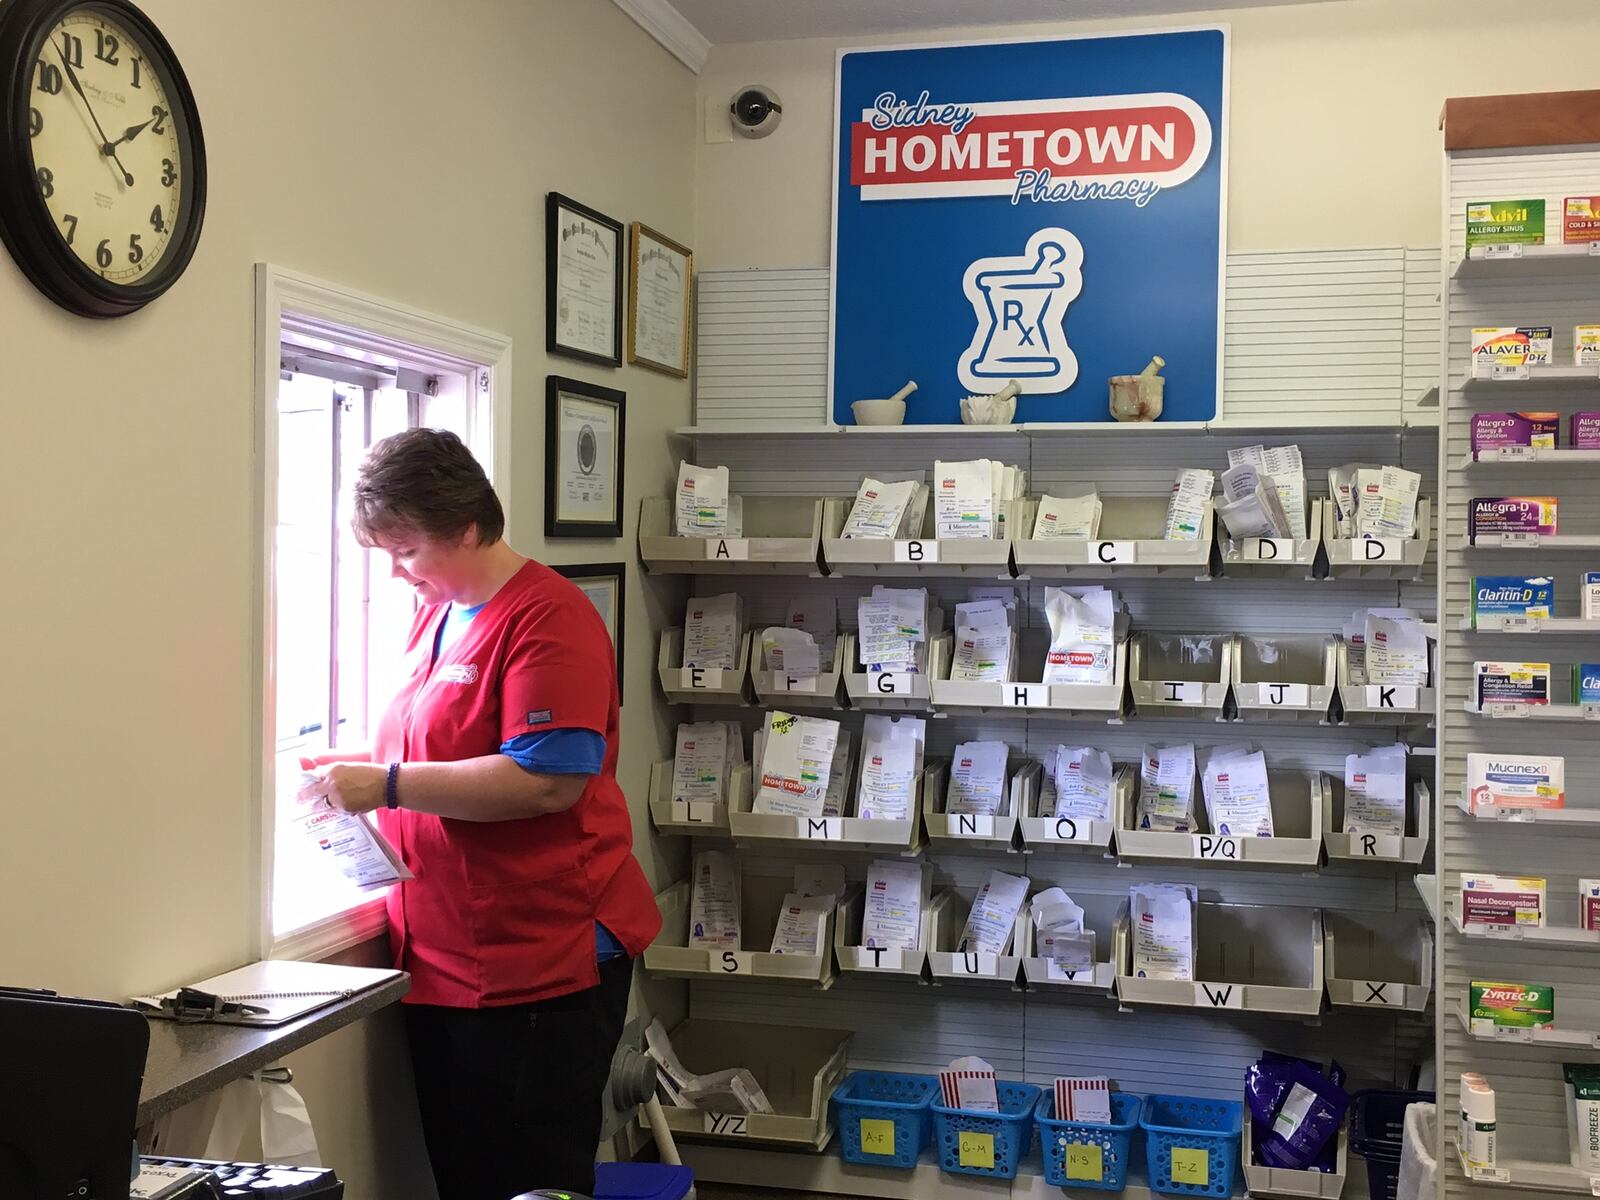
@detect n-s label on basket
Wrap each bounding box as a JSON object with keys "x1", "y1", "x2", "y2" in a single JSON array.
[
  {"x1": 959, "y1": 1131, "x2": 996, "y2": 1169},
  {"x1": 1067, "y1": 1142, "x2": 1105, "y2": 1181},
  {"x1": 860, "y1": 1118, "x2": 896, "y2": 1156},
  {"x1": 1171, "y1": 1147, "x2": 1210, "y2": 1185}
]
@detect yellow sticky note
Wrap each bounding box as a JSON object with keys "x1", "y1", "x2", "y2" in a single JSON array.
[
  {"x1": 1067, "y1": 1142, "x2": 1105, "y2": 1182},
  {"x1": 860, "y1": 1118, "x2": 896, "y2": 1157},
  {"x1": 959, "y1": 1131, "x2": 996, "y2": 1170},
  {"x1": 1171, "y1": 1147, "x2": 1210, "y2": 1186}
]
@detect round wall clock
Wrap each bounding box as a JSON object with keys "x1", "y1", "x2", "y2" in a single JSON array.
[{"x1": 0, "y1": 0, "x2": 206, "y2": 317}]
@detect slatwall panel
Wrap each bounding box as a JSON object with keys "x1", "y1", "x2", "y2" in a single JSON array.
[
  {"x1": 1438, "y1": 147, "x2": 1600, "y2": 1200},
  {"x1": 669, "y1": 421, "x2": 1441, "y2": 1118},
  {"x1": 695, "y1": 250, "x2": 1423, "y2": 428},
  {"x1": 1406, "y1": 246, "x2": 1444, "y2": 423}
]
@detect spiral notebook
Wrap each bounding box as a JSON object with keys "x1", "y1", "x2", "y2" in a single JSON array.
[{"x1": 131, "y1": 959, "x2": 404, "y2": 1027}]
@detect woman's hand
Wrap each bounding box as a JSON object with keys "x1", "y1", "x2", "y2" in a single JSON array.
[{"x1": 297, "y1": 763, "x2": 388, "y2": 815}]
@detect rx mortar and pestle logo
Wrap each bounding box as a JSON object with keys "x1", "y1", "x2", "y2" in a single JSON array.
[{"x1": 959, "y1": 227, "x2": 1084, "y2": 394}]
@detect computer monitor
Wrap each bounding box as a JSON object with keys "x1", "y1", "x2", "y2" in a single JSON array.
[{"x1": 0, "y1": 989, "x2": 149, "y2": 1200}]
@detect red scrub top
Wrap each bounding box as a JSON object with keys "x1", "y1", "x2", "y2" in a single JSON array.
[{"x1": 372, "y1": 559, "x2": 660, "y2": 1007}]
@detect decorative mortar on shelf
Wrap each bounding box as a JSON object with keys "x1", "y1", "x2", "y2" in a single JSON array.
[
  {"x1": 960, "y1": 379, "x2": 1021, "y2": 425},
  {"x1": 1109, "y1": 356, "x2": 1166, "y2": 422},
  {"x1": 850, "y1": 379, "x2": 917, "y2": 425}
]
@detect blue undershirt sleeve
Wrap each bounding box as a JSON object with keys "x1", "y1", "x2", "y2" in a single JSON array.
[{"x1": 500, "y1": 728, "x2": 606, "y2": 775}]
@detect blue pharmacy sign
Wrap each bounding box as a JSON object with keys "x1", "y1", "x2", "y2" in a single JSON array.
[{"x1": 829, "y1": 28, "x2": 1228, "y2": 424}]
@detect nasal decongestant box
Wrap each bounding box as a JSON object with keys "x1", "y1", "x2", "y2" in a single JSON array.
[
  {"x1": 1471, "y1": 576, "x2": 1555, "y2": 620},
  {"x1": 1461, "y1": 875, "x2": 1547, "y2": 928},
  {"x1": 1582, "y1": 881, "x2": 1600, "y2": 933}
]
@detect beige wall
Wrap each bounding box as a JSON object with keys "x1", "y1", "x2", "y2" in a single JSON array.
[
  {"x1": 694, "y1": 0, "x2": 1600, "y2": 267},
  {"x1": 0, "y1": 0, "x2": 694, "y2": 1196}
]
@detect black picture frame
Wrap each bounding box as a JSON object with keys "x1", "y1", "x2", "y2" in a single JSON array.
[
  {"x1": 545, "y1": 374, "x2": 625, "y2": 539},
  {"x1": 545, "y1": 192, "x2": 624, "y2": 366},
  {"x1": 548, "y1": 561, "x2": 627, "y2": 705}
]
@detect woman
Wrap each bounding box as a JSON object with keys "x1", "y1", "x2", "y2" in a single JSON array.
[{"x1": 301, "y1": 427, "x2": 660, "y2": 1200}]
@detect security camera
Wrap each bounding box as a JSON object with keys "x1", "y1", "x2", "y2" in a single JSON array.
[{"x1": 730, "y1": 84, "x2": 782, "y2": 138}]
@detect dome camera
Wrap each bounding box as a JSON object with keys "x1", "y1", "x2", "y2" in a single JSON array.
[{"x1": 730, "y1": 84, "x2": 782, "y2": 138}]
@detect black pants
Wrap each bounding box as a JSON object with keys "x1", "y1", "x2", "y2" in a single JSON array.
[{"x1": 404, "y1": 955, "x2": 634, "y2": 1200}]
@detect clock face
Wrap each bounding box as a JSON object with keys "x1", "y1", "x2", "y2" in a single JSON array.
[{"x1": 27, "y1": 7, "x2": 183, "y2": 282}]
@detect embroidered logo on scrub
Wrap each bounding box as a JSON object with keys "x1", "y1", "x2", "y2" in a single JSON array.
[
  {"x1": 527, "y1": 709, "x2": 554, "y2": 726},
  {"x1": 438, "y1": 664, "x2": 480, "y2": 684}
]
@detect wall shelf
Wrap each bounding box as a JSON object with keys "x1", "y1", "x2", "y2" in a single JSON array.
[
  {"x1": 1454, "y1": 241, "x2": 1600, "y2": 278},
  {"x1": 1453, "y1": 1004, "x2": 1600, "y2": 1049},
  {"x1": 1463, "y1": 700, "x2": 1598, "y2": 723},
  {"x1": 1461, "y1": 448, "x2": 1600, "y2": 468},
  {"x1": 1459, "y1": 615, "x2": 1600, "y2": 634},
  {"x1": 1459, "y1": 367, "x2": 1600, "y2": 397},
  {"x1": 1446, "y1": 906, "x2": 1600, "y2": 947},
  {"x1": 1455, "y1": 787, "x2": 1600, "y2": 827},
  {"x1": 1456, "y1": 1154, "x2": 1600, "y2": 1194},
  {"x1": 1466, "y1": 534, "x2": 1600, "y2": 551}
]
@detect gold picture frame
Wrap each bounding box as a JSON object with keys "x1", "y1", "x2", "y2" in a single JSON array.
[{"x1": 627, "y1": 222, "x2": 693, "y2": 378}]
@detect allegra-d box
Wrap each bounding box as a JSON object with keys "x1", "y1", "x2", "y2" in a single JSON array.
[
  {"x1": 1465, "y1": 753, "x2": 1565, "y2": 811},
  {"x1": 1462, "y1": 874, "x2": 1547, "y2": 927},
  {"x1": 1576, "y1": 663, "x2": 1600, "y2": 704},
  {"x1": 1473, "y1": 326, "x2": 1554, "y2": 372},
  {"x1": 1470, "y1": 981, "x2": 1555, "y2": 1028},
  {"x1": 1472, "y1": 412, "x2": 1560, "y2": 451},
  {"x1": 1573, "y1": 413, "x2": 1600, "y2": 449},
  {"x1": 1475, "y1": 660, "x2": 1553, "y2": 706},
  {"x1": 1470, "y1": 497, "x2": 1559, "y2": 540},
  {"x1": 1471, "y1": 576, "x2": 1555, "y2": 620},
  {"x1": 1582, "y1": 881, "x2": 1600, "y2": 933}
]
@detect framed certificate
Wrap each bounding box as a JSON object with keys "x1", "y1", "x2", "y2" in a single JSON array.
[
  {"x1": 627, "y1": 222, "x2": 693, "y2": 377},
  {"x1": 545, "y1": 375, "x2": 625, "y2": 539},
  {"x1": 549, "y1": 561, "x2": 627, "y2": 704},
  {"x1": 546, "y1": 193, "x2": 624, "y2": 366}
]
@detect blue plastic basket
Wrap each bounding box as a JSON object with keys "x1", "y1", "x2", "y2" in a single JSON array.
[
  {"x1": 1141, "y1": 1094, "x2": 1244, "y2": 1197},
  {"x1": 931, "y1": 1081, "x2": 1041, "y2": 1180},
  {"x1": 1036, "y1": 1091, "x2": 1143, "y2": 1192},
  {"x1": 833, "y1": 1071, "x2": 939, "y2": 1169}
]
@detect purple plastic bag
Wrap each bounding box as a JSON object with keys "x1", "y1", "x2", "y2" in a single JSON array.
[{"x1": 1257, "y1": 1062, "x2": 1351, "y2": 1171}]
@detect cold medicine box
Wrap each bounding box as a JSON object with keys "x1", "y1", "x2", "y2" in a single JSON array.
[
  {"x1": 1471, "y1": 576, "x2": 1555, "y2": 621},
  {"x1": 1470, "y1": 497, "x2": 1558, "y2": 541},
  {"x1": 1585, "y1": 573, "x2": 1600, "y2": 620},
  {"x1": 1472, "y1": 413, "x2": 1559, "y2": 452},
  {"x1": 1467, "y1": 199, "x2": 1546, "y2": 246},
  {"x1": 1472, "y1": 326, "x2": 1553, "y2": 376},
  {"x1": 1575, "y1": 664, "x2": 1600, "y2": 704},
  {"x1": 1461, "y1": 875, "x2": 1547, "y2": 929},
  {"x1": 1475, "y1": 660, "x2": 1553, "y2": 707},
  {"x1": 1465, "y1": 754, "x2": 1565, "y2": 812}
]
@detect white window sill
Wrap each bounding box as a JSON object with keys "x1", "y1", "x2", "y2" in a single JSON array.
[{"x1": 270, "y1": 895, "x2": 389, "y2": 962}]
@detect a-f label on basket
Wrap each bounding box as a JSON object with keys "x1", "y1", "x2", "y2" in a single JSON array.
[
  {"x1": 706, "y1": 537, "x2": 749, "y2": 560},
  {"x1": 893, "y1": 540, "x2": 938, "y2": 563}
]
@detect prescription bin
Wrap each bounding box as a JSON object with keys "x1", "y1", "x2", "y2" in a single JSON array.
[
  {"x1": 931, "y1": 1081, "x2": 1041, "y2": 1180},
  {"x1": 833, "y1": 1071, "x2": 938, "y2": 1169},
  {"x1": 1141, "y1": 1094, "x2": 1243, "y2": 1197},
  {"x1": 1036, "y1": 1090, "x2": 1142, "y2": 1191}
]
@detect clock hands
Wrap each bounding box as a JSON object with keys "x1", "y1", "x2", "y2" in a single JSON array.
[
  {"x1": 52, "y1": 42, "x2": 134, "y2": 187},
  {"x1": 103, "y1": 117, "x2": 155, "y2": 152}
]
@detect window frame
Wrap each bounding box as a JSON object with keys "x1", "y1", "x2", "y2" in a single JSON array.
[{"x1": 253, "y1": 264, "x2": 513, "y2": 960}]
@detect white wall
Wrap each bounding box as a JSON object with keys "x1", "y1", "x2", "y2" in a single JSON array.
[
  {"x1": 0, "y1": 1, "x2": 694, "y2": 1196},
  {"x1": 694, "y1": 0, "x2": 1600, "y2": 267}
]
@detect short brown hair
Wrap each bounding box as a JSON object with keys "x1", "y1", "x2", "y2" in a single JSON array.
[{"x1": 351, "y1": 428, "x2": 504, "y2": 547}]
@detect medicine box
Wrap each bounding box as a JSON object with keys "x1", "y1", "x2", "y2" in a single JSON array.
[
  {"x1": 1584, "y1": 573, "x2": 1600, "y2": 621},
  {"x1": 1465, "y1": 753, "x2": 1565, "y2": 811},
  {"x1": 1472, "y1": 413, "x2": 1559, "y2": 451},
  {"x1": 1565, "y1": 197, "x2": 1600, "y2": 244},
  {"x1": 1573, "y1": 414, "x2": 1600, "y2": 449},
  {"x1": 1466, "y1": 199, "x2": 1546, "y2": 246},
  {"x1": 1577, "y1": 328, "x2": 1600, "y2": 368},
  {"x1": 1475, "y1": 660, "x2": 1552, "y2": 707},
  {"x1": 1472, "y1": 327, "x2": 1554, "y2": 371},
  {"x1": 1582, "y1": 881, "x2": 1600, "y2": 933},
  {"x1": 1470, "y1": 981, "x2": 1555, "y2": 1028},
  {"x1": 1470, "y1": 497, "x2": 1558, "y2": 540},
  {"x1": 1471, "y1": 576, "x2": 1554, "y2": 620},
  {"x1": 1575, "y1": 664, "x2": 1600, "y2": 704},
  {"x1": 1461, "y1": 874, "x2": 1547, "y2": 928}
]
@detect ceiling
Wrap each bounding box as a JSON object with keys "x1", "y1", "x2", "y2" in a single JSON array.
[{"x1": 667, "y1": 0, "x2": 1344, "y2": 45}]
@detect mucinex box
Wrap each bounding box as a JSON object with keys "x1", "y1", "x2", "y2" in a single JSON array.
[
  {"x1": 1474, "y1": 660, "x2": 1552, "y2": 707},
  {"x1": 1465, "y1": 753, "x2": 1565, "y2": 811},
  {"x1": 1472, "y1": 326, "x2": 1554, "y2": 373},
  {"x1": 1471, "y1": 576, "x2": 1555, "y2": 620},
  {"x1": 1470, "y1": 497, "x2": 1559, "y2": 540},
  {"x1": 1461, "y1": 874, "x2": 1547, "y2": 928}
]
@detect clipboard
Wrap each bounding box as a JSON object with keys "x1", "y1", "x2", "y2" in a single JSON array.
[{"x1": 131, "y1": 960, "x2": 403, "y2": 1027}]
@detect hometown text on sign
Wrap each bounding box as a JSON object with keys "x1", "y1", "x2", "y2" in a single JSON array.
[{"x1": 831, "y1": 28, "x2": 1228, "y2": 424}]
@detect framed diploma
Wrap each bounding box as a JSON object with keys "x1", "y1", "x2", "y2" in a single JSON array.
[
  {"x1": 546, "y1": 193, "x2": 624, "y2": 366},
  {"x1": 627, "y1": 222, "x2": 693, "y2": 377},
  {"x1": 544, "y1": 375, "x2": 625, "y2": 539},
  {"x1": 548, "y1": 561, "x2": 627, "y2": 704}
]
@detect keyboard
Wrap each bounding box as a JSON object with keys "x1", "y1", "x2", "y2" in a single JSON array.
[{"x1": 139, "y1": 1155, "x2": 343, "y2": 1199}]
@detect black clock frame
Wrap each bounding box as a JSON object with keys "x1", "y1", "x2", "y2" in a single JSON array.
[{"x1": 0, "y1": 0, "x2": 206, "y2": 317}]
